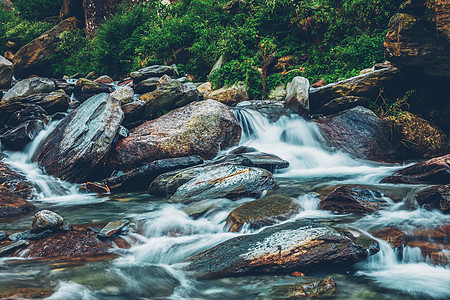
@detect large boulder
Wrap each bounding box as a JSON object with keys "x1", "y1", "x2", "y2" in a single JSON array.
[
  {"x1": 1, "y1": 90, "x2": 70, "y2": 115},
  {"x1": 309, "y1": 67, "x2": 401, "y2": 113},
  {"x1": 121, "y1": 100, "x2": 145, "y2": 129},
  {"x1": 204, "y1": 82, "x2": 249, "y2": 106},
  {"x1": 0, "y1": 56, "x2": 13, "y2": 89},
  {"x1": 381, "y1": 154, "x2": 450, "y2": 184},
  {"x1": 130, "y1": 65, "x2": 176, "y2": 83},
  {"x1": 108, "y1": 100, "x2": 241, "y2": 171},
  {"x1": 0, "y1": 185, "x2": 35, "y2": 217},
  {"x1": 34, "y1": 93, "x2": 124, "y2": 183},
  {"x1": 387, "y1": 111, "x2": 448, "y2": 158},
  {"x1": 225, "y1": 194, "x2": 299, "y2": 232},
  {"x1": 141, "y1": 75, "x2": 201, "y2": 119},
  {"x1": 186, "y1": 220, "x2": 379, "y2": 278},
  {"x1": 13, "y1": 18, "x2": 79, "y2": 78},
  {"x1": 110, "y1": 86, "x2": 134, "y2": 104},
  {"x1": 416, "y1": 184, "x2": 449, "y2": 213},
  {"x1": 315, "y1": 106, "x2": 401, "y2": 161},
  {"x1": 284, "y1": 76, "x2": 310, "y2": 117},
  {"x1": 149, "y1": 163, "x2": 276, "y2": 203},
  {"x1": 319, "y1": 186, "x2": 391, "y2": 215},
  {"x1": 1, "y1": 77, "x2": 55, "y2": 104},
  {"x1": 134, "y1": 77, "x2": 160, "y2": 94},
  {"x1": 384, "y1": 1, "x2": 450, "y2": 77}
]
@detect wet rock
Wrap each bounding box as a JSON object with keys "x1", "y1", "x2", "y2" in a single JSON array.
[
  {"x1": 1, "y1": 77, "x2": 55, "y2": 104},
  {"x1": 183, "y1": 198, "x2": 230, "y2": 218},
  {"x1": 11, "y1": 225, "x2": 130, "y2": 259},
  {"x1": 130, "y1": 65, "x2": 176, "y2": 83},
  {"x1": 204, "y1": 81, "x2": 249, "y2": 106},
  {"x1": 309, "y1": 67, "x2": 401, "y2": 113},
  {"x1": 98, "y1": 220, "x2": 129, "y2": 238},
  {"x1": 110, "y1": 86, "x2": 134, "y2": 104},
  {"x1": 373, "y1": 228, "x2": 407, "y2": 248},
  {"x1": 316, "y1": 96, "x2": 370, "y2": 116},
  {"x1": 284, "y1": 76, "x2": 310, "y2": 118},
  {"x1": 315, "y1": 106, "x2": 401, "y2": 161},
  {"x1": 381, "y1": 154, "x2": 450, "y2": 184},
  {"x1": 225, "y1": 194, "x2": 299, "y2": 232},
  {"x1": 0, "y1": 55, "x2": 13, "y2": 88},
  {"x1": 9, "y1": 229, "x2": 53, "y2": 241},
  {"x1": 142, "y1": 75, "x2": 200, "y2": 119},
  {"x1": 416, "y1": 184, "x2": 449, "y2": 213},
  {"x1": 94, "y1": 75, "x2": 114, "y2": 84},
  {"x1": 109, "y1": 100, "x2": 241, "y2": 172},
  {"x1": 3, "y1": 90, "x2": 70, "y2": 115},
  {"x1": 121, "y1": 100, "x2": 146, "y2": 129},
  {"x1": 0, "y1": 240, "x2": 28, "y2": 256},
  {"x1": 227, "y1": 152, "x2": 289, "y2": 172},
  {"x1": 0, "y1": 231, "x2": 6, "y2": 242},
  {"x1": 34, "y1": 93, "x2": 124, "y2": 183},
  {"x1": 270, "y1": 277, "x2": 338, "y2": 298},
  {"x1": 0, "y1": 161, "x2": 35, "y2": 199},
  {"x1": 31, "y1": 210, "x2": 64, "y2": 233},
  {"x1": 134, "y1": 77, "x2": 160, "y2": 94},
  {"x1": 83, "y1": 182, "x2": 110, "y2": 194},
  {"x1": 0, "y1": 185, "x2": 35, "y2": 217},
  {"x1": 1, "y1": 119, "x2": 45, "y2": 151},
  {"x1": 319, "y1": 186, "x2": 391, "y2": 214},
  {"x1": 13, "y1": 18, "x2": 79, "y2": 78},
  {"x1": 0, "y1": 287, "x2": 53, "y2": 299},
  {"x1": 386, "y1": 111, "x2": 448, "y2": 159},
  {"x1": 229, "y1": 146, "x2": 258, "y2": 154},
  {"x1": 267, "y1": 84, "x2": 287, "y2": 101},
  {"x1": 151, "y1": 163, "x2": 276, "y2": 203},
  {"x1": 235, "y1": 100, "x2": 287, "y2": 122},
  {"x1": 186, "y1": 220, "x2": 378, "y2": 277},
  {"x1": 5, "y1": 104, "x2": 49, "y2": 130},
  {"x1": 407, "y1": 225, "x2": 450, "y2": 265},
  {"x1": 74, "y1": 78, "x2": 110, "y2": 95},
  {"x1": 105, "y1": 155, "x2": 203, "y2": 192}
]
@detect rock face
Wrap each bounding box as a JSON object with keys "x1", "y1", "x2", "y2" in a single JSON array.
[
  {"x1": 387, "y1": 111, "x2": 448, "y2": 158},
  {"x1": 0, "y1": 56, "x2": 13, "y2": 88},
  {"x1": 0, "y1": 161, "x2": 35, "y2": 199},
  {"x1": 381, "y1": 154, "x2": 450, "y2": 184},
  {"x1": 384, "y1": 0, "x2": 450, "y2": 77},
  {"x1": 316, "y1": 96, "x2": 370, "y2": 116},
  {"x1": 13, "y1": 18, "x2": 79, "y2": 78},
  {"x1": 34, "y1": 93, "x2": 124, "y2": 183},
  {"x1": 1, "y1": 119, "x2": 45, "y2": 151},
  {"x1": 108, "y1": 100, "x2": 241, "y2": 171},
  {"x1": 284, "y1": 76, "x2": 310, "y2": 117},
  {"x1": 0, "y1": 185, "x2": 35, "y2": 217},
  {"x1": 104, "y1": 155, "x2": 203, "y2": 192},
  {"x1": 319, "y1": 186, "x2": 390, "y2": 214},
  {"x1": 315, "y1": 106, "x2": 401, "y2": 161},
  {"x1": 30, "y1": 210, "x2": 64, "y2": 232},
  {"x1": 186, "y1": 220, "x2": 378, "y2": 278},
  {"x1": 149, "y1": 163, "x2": 276, "y2": 203},
  {"x1": 1, "y1": 77, "x2": 56, "y2": 104},
  {"x1": 309, "y1": 68, "x2": 401, "y2": 113},
  {"x1": 416, "y1": 184, "x2": 449, "y2": 213},
  {"x1": 225, "y1": 194, "x2": 299, "y2": 232},
  {"x1": 130, "y1": 65, "x2": 176, "y2": 83},
  {"x1": 142, "y1": 75, "x2": 201, "y2": 119},
  {"x1": 204, "y1": 82, "x2": 249, "y2": 106}
]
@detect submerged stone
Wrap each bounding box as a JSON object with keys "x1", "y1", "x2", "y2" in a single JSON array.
[
  {"x1": 98, "y1": 220, "x2": 129, "y2": 238},
  {"x1": 0, "y1": 240, "x2": 28, "y2": 257},
  {"x1": 0, "y1": 185, "x2": 35, "y2": 217},
  {"x1": 270, "y1": 277, "x2": 338, "y2": 298}
]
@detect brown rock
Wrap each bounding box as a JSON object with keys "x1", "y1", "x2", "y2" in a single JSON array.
[
  {"x1": 0, "y1": 161, "x2": 35, "y2": 199},
  {"x1": 0, "y1": 287, "x2": 53, "y2": 299},
  {"x1": 407, "y1": 225, "x2": 450, "y2": 265},
  {"x1": 271, "y1": 277, "x2": 338, "y2": 298},
  {"x1": 225, "y1": 194, "x2": 299, "y2": 232},
  {"x1": 108, "y1": 100, "x2": 241, "y2": 171},
  {"x1": 94, "y1": 74, "x2": 114, "y2": 84},
  {"x1": 319, "y1": 186, "x2": 391, "y2": 214},
  {"x1": 381, "y1": 154, "x2": 450, "y2": 184},
  {"x1": 0, "y1": 185, "x2": 35, "y2": 217},
  {"x1": 13, "y1": 18, "x2": 79, "y2": 78},
  {"x1": 204, "y1": 82, "x2": 249, "y2": 106},
  {"x1": 0, "y1": 55, "x2": 13, "y2": 88},
  {"x1": 416, "y1": 184, "x2": 449, "y2": 213},
  {"x1": 373, "y1": 228, "x2": 407, "y2": 248}
]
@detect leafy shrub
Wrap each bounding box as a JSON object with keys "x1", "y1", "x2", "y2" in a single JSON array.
[
  {"x1": 14, "y1": 0, "x2": 63, "y2": 21},
  {"x1": 5, "y1": 20, "x2": 53, "y2": 46},
  {"x1": 0, "y1": 8, "x2": 18, "y2": 54}
]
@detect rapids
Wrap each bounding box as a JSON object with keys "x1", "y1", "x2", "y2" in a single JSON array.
[{"x1": 0, "y1": 106, "x2": 449, "y2": 299}]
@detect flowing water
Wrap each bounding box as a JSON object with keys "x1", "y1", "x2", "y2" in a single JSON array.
[{"x1": 1, "y1": 106, "x2": 449, "y2": 299}]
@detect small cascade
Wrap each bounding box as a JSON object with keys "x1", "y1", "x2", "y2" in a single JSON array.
[
  {"x1": 2, "y1": 121, "x2": 99, "y2": 205},
  {"x1": 232, "y1": 108, "x2": 401, "y2": 182}
]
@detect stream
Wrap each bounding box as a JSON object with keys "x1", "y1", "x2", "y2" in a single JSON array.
[{"x1": 0, "y1": 106, "x2": 449, "y2": 299}]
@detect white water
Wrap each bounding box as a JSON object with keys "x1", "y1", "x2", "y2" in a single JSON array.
[
  {"x1": 2, "y1": 121, "x2": 101, "y2": 206},
  {"x1": 233, "y1": 108, "x2": 403, "y2": 182}
]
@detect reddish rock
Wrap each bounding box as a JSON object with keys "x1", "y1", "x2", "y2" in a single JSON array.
[
  {"x1": 11, "y1": 225, "x2": 130, "y2": 259},
  {"x1": 315, "y1": 106, "x2": 401, "y2": 162},
  {"x1": 0, "y1": 185, "x2": 35, "y2": 217},
  {"x1": 0, "y1": 161, "x2": 35, "y2": 199},
  {"x1": 0, "y1": 287, "x2": 53, "y2": 299},
  {"x1": 416, "y1": 184, "x2": 449, "y2": 213},
  {"x1": 373, "y1": 228, "x2": 407, "y2": 248},
  {"x1": 108, "y1": 100, "x2": 241, "y2": 172},
  {"x1": 94, "y1": 75, "x2": 114, "y2": 84},
  {"x1": 407, "y1": 225, "x2": 450, "y2": 265},
  {"x1": 319, "y1": 186, "x2": 391, "y2": 214},
  {"x1": 381, "y1": 154, "x2": 450, "y2": 184}
]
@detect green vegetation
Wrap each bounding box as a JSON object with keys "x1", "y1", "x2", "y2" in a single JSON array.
[
  {"x1": 14, "y1": 0, "x2": 63, "y2": 21},
  {"x1": 1, "y1": 0, "x2": 402, "y2": 99}
]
